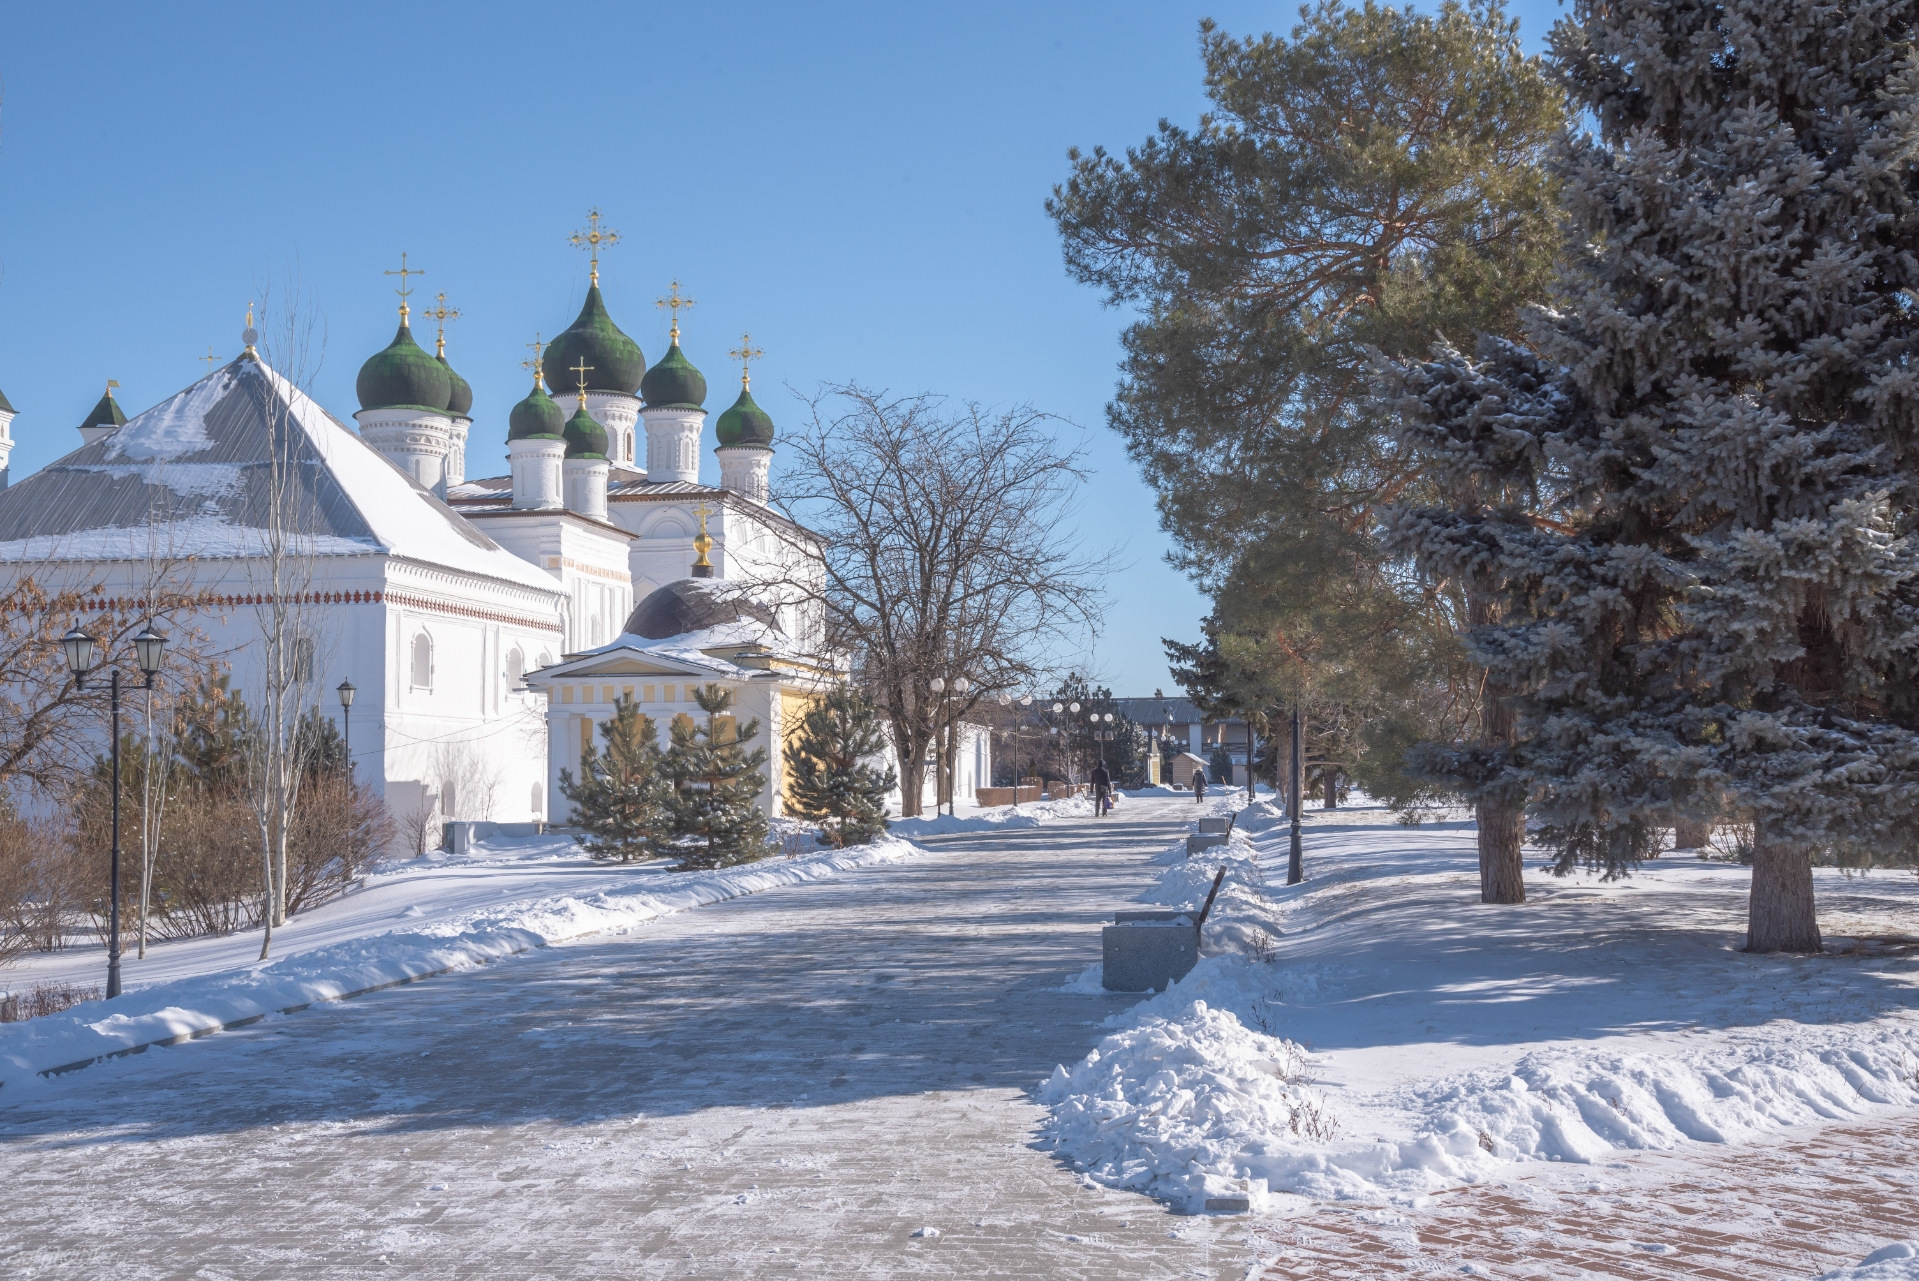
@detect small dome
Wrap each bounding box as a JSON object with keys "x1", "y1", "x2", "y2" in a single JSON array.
[
  {"x1": 356, "y1": 323, "x2": 452, "y2": 413},
  {"x1": 715, "y1": 385, "x2": 774, "y2": 449},
  {"x1": 80, "y1": 386, "x2": 127, "y2": 433},
  {"x1": 544, "y1": 286, "x2": 644, "y2": 396},
  {"x1": 562, "y1": 400, "x2": 608, "y2": 458},
  {"x1": 438, "y1": 354, "x2": 473, "y2": 418},
  {"x1": 508, "y1": 382, "x2": 565, "y2": 440},
  {"x1": 641, "y1": 338, "x2": 707, "y2": 409},
  {"x1": 623, "y1": 577, "x2": 782, "y2": 640}
]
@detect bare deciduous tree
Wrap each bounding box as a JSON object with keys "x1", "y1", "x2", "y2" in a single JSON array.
[{"x1": 765, "y1": 387, "x2": 1110, "y2": 816}]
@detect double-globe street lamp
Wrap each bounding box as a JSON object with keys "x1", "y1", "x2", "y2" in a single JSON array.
[
  {"x1": 928, "y1": 674, "x2": 970, "y2": 817},
  {"x1": 994, "y1": 692, "x2": 1035, "y2": 809},
  {"x1": 62, "y1": 622, "x2": 170, "y2": 999}
]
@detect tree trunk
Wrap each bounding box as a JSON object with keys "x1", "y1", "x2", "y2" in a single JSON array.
[
  {"x1": 1323, "y1": 768, "x2": 1338, "y2": 809},
  {"x1": 1747, "y1": 821, "x2": 1821, "y2": 953},
  {"x1": 1673, "y1": 817, "x2": 1712, "y2": 850},
  {"x1": 894, "y1": 722, "x2": 928, "y2": 817},
  {"x1": 1469, "y1": 583, "x2": 1526, "y2": 904}
]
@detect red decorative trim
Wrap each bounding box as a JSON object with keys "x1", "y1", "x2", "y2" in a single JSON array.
[{"x1": 383, "y1": 588, "x2": 561, "y2": 633}]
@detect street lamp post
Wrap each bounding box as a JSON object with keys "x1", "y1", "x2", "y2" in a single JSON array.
[
  {"x1": 928, "y1": 675, "x2": 970, "y2": 816},
  {"x1": 337, "y1": 679, "x2": 356, "y2": 873},
  {"x1": 64, "y1": 623, "x2": 169, "y2": 999}
]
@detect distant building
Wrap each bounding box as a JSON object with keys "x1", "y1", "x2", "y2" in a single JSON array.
[{"x1": 1114, "y1": 696, "x2": 1253, "y2": 785}]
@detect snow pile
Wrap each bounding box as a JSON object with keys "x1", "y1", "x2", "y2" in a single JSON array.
[
  {"x1": 891, "y1": 792, "x2": 1099, "y2": 837},
  {"x1": 1425, "y1": 1035, "x2": 1919, "y2": 1162},
  {"x1": 0, "y1": 833, "x2": 924, "y2": 1089},
  {"x1": 1821, "y1": 1244, "x2": 1919, "y2": 1281}
]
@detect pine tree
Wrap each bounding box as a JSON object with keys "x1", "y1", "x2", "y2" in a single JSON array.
[
  {"x1": 558, "y1": 695, "x2": 670, "y2": 863},
  {"x1": 664, "y1": 684, "x2": 771, "y2": 869},
  {"x1": 1392, "y1": 0, "x2": 1919, "y2": 951},
  {"x1": 786, "y1": 687, "x2": 897, "y2": 848}
]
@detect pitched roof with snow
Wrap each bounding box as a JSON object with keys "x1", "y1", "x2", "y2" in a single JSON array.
[{"x1": 0, "y1": 357, "x2": 562, "y2": 595}]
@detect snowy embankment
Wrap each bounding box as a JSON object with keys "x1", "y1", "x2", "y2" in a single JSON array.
[
  {"x1": 1822, "y1": 1244, "x2": 1919, "y2": 1281},
  {"x1": 1039, "y1": 800, "x2": 1919, "y2": 1213},
  {"x1": 890, "y1": 790, "x2": 1105, "y2": 837},
  {"x1": 0, "y1": 831, "x2": 924, "y2": 1090}
]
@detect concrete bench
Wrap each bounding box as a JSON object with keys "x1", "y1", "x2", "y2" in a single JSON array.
[
  {"x1": 1197, "y1": 817, "x2": 1232, "y2": 834},
  {"x1": 1187, "y1": 832, "x2": 1230, "y2": 856},
  {"x1": 1101, "y1": 918, "x2": 1199, "y2": 992}
]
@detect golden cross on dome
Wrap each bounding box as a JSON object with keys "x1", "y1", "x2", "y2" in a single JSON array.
[
  {"x1": 384, "y1": 252, "x2": 424, "y2": 322},
  {"x1": 569, "y1": 208, "x2": 620, "y2": 286},
  {"x1": 730, "y1": 333, "x2": 764, "y2": 389},
  {"x1": 569, "y1": 356, "x2": 595, "y2": 406},
  {"x1": 522, "y1": 333, "x2": 546, "y2": 388},
  {"x1": 199, "y1": 346, "x2": 221, "y2": 371},
  {"x1": 419, "y1": 291, "x2": 461, "y2": 358},
  {"x1": 656, "y1": 280, "x2": 695, "y2": 343},
  {"x1": 692, "y1": 500, "x2": 714, "y2": 571}
]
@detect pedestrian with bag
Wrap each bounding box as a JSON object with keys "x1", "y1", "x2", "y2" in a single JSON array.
[
  {"x1": 1192, "y1": 766, "x2": 1207, "y2": 804},
  {"x1": 1091, "y1": 761, "x2": 1112, "y2": 816}
]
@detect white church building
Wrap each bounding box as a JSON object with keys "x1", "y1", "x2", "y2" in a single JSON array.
[{"x1": 0, "y1": 242, "x2": 986, "y2": 835}]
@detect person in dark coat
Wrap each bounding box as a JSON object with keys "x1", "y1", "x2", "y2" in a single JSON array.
[
  {"x1": 1091, "y1": 762, "x2": 1112, "y2": 816},
  {"x1": 1192, "y1": 766, "x2": 1207, "y2": 803}
]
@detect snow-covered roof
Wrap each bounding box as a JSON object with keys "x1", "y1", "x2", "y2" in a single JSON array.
[
  {"x1": 531, "y1": 615, "x2": 806, "y2": 682},
  {"x1": 0, "y1": 357, "x2": 562, "y2": 596}
]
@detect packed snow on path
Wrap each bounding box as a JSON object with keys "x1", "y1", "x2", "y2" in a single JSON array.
[
  {"x1": 1824, "y1": 1244, "x2": 1919, "y2": 1281},
  {"x1": 1038, "y1": 799, "x2": 1919, "y2": 1213},
  {"x1": 0, "y1": 825, "x2": 925, "y2": 1089}
]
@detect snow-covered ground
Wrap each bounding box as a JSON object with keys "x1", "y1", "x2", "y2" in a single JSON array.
[
  {"x1": 1039, "y1": 798, "x2": 1919, "y2": 1229},
  {"x1": 0, "y1": 827, "x2": 925, "y2": 1088}
]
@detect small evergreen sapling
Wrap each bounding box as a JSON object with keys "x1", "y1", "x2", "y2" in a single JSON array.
[
  {"x1": 558, "y1": 695, "x2": 670, "y2": 863},
  {"x1": 786, "y1": 687, "x2": 897, "y2": 848},
  {"x1": 664, "y1": 684, "x2": 770, "y2": 869}
]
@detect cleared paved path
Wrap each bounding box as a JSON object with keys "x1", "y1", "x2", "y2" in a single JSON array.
[{"x1": 0, "y1": 798, "x2": 1259, "y2": 1280}]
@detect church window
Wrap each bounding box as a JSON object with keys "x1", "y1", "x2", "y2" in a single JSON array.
[
  {"x1": 530, "y1": 782, "x2": 543, "y2": 816},
  {"x1": 442, "y1": 782, "x2": 457, "y2": 819},
  {"x1": 505, "y1": 647, "x2": 525, "y2": 692},
  {"x1": 410, "y1": 632, "x2": 433, "y2": 690}
]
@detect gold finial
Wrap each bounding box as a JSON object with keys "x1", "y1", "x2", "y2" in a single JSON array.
[
  {"x1": 244, "y1": 302, "x2": 258, "y2": 356},
  {"x1": 419, "y1": 291, "x2": 461, "y2": 359},
  {"x1": 656, "y1": 279, "x2": 695, "y2": 344},
  {"x1": 730, "y1": 333, "x2": 764, "y2": 390},
  {"x1": 569, "y1": 356, "x2": 594, "y2": 409},
  {"x1": 569, "y1": 208, "x2": 620, "y2": 287},
  {"x1": 384, "y1": 252, "x2": 424, "y2": 323},
  {"x1": 692, "y1": 500, "x2": 714, "y2": 571},
  {"x1": 106, "y1": 379, "x2": 120, "y2": 398},
  {"x1": 199, "y1": 346, "x2": 222, "y2": 371},
  {"x1": 522, "y1": 334, "x2": 546, "y2": 391}
]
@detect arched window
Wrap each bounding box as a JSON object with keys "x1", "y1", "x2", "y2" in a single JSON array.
[
  {"x1": 411, "y1": 632, "x2": 433, "y2": 689},
  {"x1": 530, "y1": 782, "x2": 543, "y2": 816},
  {"x1": 505, "y1": 647, "x2": 525, "y2": 693}
]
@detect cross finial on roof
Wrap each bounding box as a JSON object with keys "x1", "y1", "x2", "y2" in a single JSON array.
[
  {"x1": 691, "y1": 500, "x2": 715, "y2": 576},
  {"x1": 243, "y1": 302, "x2": 258, "y2": 357},
  {"x1": 569, "y1": 208, "x2": 620, "y2": 287},
  {"x1": 522, "y1": 333, "x2": 546, "y2": 390},
  {"x1": 569, "y1": 356, "x2": 594, "y2": 408},
  {"x1": 729, "y1": 333, "x2": 764, "y2": 390},
  {"x1": 199, "y1": 346, "x2": 221, "y2": 372},
  {"x1": 419, "y1": 291, "x2": 461, "y2": 359},
  {"x1": 384, "y1": 252, "x2": 424, "y2": 324},
  {"x1": 656, "y1": 279, "x2": 695, "y2": 344}
]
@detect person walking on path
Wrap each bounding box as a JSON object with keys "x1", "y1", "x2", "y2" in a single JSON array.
[
  {"x1": 1091, "y1": 762, "x2": 1112, "y2": 816},
  {"x1": 1192, "y1": 766, "x2": 1207, "y2": 804}
]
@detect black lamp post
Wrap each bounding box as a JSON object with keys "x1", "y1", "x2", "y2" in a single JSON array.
[
  {"x1": 65, "y1": 622, "x2": 169, "y2": 999},
  {"x1": 337, "y1": 679, "x2": 356, "y2": 871},
  {"x1": 928, "y1": 674, "x2": 971, "y2": 816}
]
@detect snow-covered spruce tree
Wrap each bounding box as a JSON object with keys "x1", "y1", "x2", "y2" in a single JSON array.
[
  {"x1": 785, "y1": 687, "x2": 897, "y2": 849},
  {"x1": 1394, "y1": 0, "x2": 1919, "y2": 952},
  {"x1": 558, "y1": 695, "x2": 670, "y2": 863},
  {"x1": 663, "y1": 684, "x2": 771, "y2": 869}
]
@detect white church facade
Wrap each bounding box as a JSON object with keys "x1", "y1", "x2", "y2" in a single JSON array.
[{"x1": 0, "y1": 231, "x2": 987, "y2": 834}]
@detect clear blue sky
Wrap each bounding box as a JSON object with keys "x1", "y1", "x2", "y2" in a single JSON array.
[{"x1": 0, "y1": 0, "x2": 1564, "y2": 696}]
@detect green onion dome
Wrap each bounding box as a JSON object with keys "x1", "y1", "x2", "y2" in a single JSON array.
[
  {"x1": 508, "y1": 381, "x2": 566, "y2": 440},
  {"x1": 714, "y1": 385, "x2": 775, "y2": 449},
  {"x1": 81, "y1": 386, "x2": 127, "y2": 433},
  {"x1": 640, "y1": 338, "x2": 707, "y2": 409},
  {"x1": 562, "y1": 400, "x2": 609, "y2": 458},
  {"x1": 438, "y1": 355, "x2": 473, "y2": 418},
  {"x1": 356, "y1": 323, "x2": 452, "y2": 413},
  {"x1": 543, "y1": 286, "x2": 644, "y2": 396}
]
